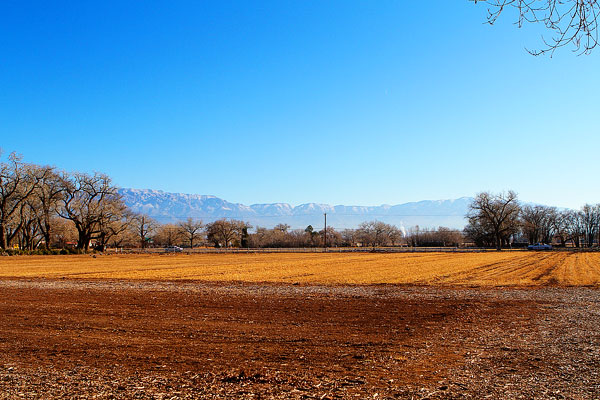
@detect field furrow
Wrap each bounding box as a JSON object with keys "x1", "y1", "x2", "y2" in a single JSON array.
[{"x1": 1, "y1": 252, "x2": 600, "y2": 286}]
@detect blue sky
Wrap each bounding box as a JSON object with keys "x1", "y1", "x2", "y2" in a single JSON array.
[{"x1": 1, "y1": 1, "x2": 598, "y2": 208}]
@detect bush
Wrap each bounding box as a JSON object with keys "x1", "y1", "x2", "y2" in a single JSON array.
[
  {"x1": 67, "y1": 248, "x2": 84, "y2": 255},
  {"x1": 0, "y1": 247, "x2": 85, "y2": 255}
]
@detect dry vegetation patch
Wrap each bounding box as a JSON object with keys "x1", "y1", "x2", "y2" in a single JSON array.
[{"x1": 1, "y1": 252, "x2": 599, "y2": 286}]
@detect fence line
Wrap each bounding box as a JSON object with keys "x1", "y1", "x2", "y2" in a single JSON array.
[
  {"x1": 121, "y1": 247, "x2": 523, "y2": 254},
  {"x1": 112, "y1": 246, "x2": 600, "y2": 254}
]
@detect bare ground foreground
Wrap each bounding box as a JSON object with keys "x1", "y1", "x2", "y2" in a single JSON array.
[{"x1": 0, "y1": 254, "x2": 599, "y2": 399}]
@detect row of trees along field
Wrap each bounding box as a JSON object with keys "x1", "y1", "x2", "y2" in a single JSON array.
[
  {"x1": 0, "y1": 152, "x2": 411, "y2": 251},
  {"x1": 122, "y1": 194, "x2": 600, "y2": 250},
  {"x1": 2, "y1": 153, "x2": 599, "y2": 251},
  {"x1": 0, "y1": 153, "x2": 126, "y2": 251},
  {"x1": 465, "y1": 191, "x2": 600, "y2": 250},
  {"x1": 88, "y1": 219, "x2": 461, "y2": 249}
]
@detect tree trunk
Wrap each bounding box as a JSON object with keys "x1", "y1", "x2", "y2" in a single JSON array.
[
  {"x1": 77, "y1": 230, "x2": 90, "y2": 251},
  {"x1": 42, "y1": 218, "x2": 52, "y2": 250},
  {"x1": 495, "y1": 234, "x2": 502, "y2": 251},
  {"x1": 43, "y1": 229, "x2": 51, "y2": 250},
  {"x1": 0, "y1": 223, "x2": 5, "y2": 250}
]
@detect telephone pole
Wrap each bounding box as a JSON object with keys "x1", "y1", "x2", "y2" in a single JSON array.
[{"x1": 324, "y1": 213, "x2": 327, "y2": 250}]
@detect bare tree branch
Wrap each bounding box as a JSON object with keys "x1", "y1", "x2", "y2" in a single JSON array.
[{"x1": 474, "y1": 0, "x2": 600, "y2": 55}]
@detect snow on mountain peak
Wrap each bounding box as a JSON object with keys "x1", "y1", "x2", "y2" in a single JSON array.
[{"x1": 118, "y1": 188, "x2": 471, "y2": 229}]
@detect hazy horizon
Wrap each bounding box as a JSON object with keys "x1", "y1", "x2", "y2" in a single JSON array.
[{"x1": 119, "y1": 187, "x2": 474, "y2": 208}]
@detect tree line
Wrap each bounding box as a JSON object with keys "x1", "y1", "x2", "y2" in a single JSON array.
[
  {"x1": 465, "y1": 191, "x2": 600, "y2": 250},
  {"x1": 1, "y1": 152, "x2": 124, "y2": 251},
  {"x1": 0, "y1": 152, "x2": 206, "y2": 251},
  {"x1": 102, "y1": 219, "x2": 461, "y2": 250},
  {"x1": 2, "y1": 152, "x2": 599, "y2": 252},
  {"x1": 0, "y1": 152, "x2": 463, "y2": 252}
]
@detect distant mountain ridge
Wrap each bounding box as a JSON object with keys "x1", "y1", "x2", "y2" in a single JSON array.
[{"x1": 118, "y1": 188, "x2": 472, "y2": 229}]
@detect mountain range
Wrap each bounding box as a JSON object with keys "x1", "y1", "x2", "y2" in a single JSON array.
[{"x1": 118, "y1": 188, "x2": 472, "y2": 230}]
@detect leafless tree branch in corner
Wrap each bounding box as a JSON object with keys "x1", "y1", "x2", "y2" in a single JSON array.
[{"x1": 474, "y1": 0, "x2": 600, "y2": 55}]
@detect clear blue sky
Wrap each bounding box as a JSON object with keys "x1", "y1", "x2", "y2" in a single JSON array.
[{"x1": 1, "y1": 1, "x2": 598, "y2": 208}]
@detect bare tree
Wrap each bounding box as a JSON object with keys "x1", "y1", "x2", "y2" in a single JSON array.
[
  {"x1": 386, "y1": 225, "x2": 404, "y2": 246},
  {"x1": 521, "y1": 205, "x2": 556, "y2": 244},
  {"x1": 355, "y1": 221, "x2": 403, "y2": 247},
  {"x1": 467, "y1": 191, "x2": 521, "y2": 250},
  {"x1": 50, "y1": 216, "x2": 77, "y2": 249},
  {"x1": 341, "y1": 229, "x2": 358, "y2": 247},
  {"x1": 357, "y1": 221, "x2": 384, "y2": 247},
  {"x1": 178, "y1": 218, "x2": 204, "y2": 249},
  {"x1": 550, "y1": 209, "x2": 571, "y2": 246},
  {"x1": 108, "y1": 217, "x2": 138, "y2": 248},
  {"x1": 31, "y1": 166, "x2": 64, "y2": 249},
  {"x1": 57, "y1": 172, "x2": 124, "y2": 251},
  {"x1": 580, "y1": 204, "x2": 600, "y2": 247},
  {"x1": 19, "y1": 198, "x2": 43, "y2": 250},
  {"x1": 0, "y1": 153, "x2": 41, "y2": 249},
  {"x1": 475, "y1": 0, "x2": 600, "y2": 55},
  {"x1": 205, "y1": 219, "x2": 249, "y2": 248},
  {"x1": 406, "y1": 226, "x2": 462, "y2": 247},
  {"x1": 97, "y1": 208, "x2": 133, "y2": 251},
  {"x1": 563, "y1": 209, "x2": 585, "y2": 247},
  {"x1": 154, "y1": 223, "x2": 184, "y2": 247},
  {"x1": 436, "y1": 227, "x2": 463, "y2": 247},
  {"x1": 132, "y1": 214, "x2": 156, "y2": 249},
  {"x1": 464, "y1": 218, "x2": 495, "y2": 247},
  {"x1": 274, "y1": 223, "x2": 291, "y2": 233},
  {"x1": 318, "y1": 226, "x2": 342, "y2": 247}
]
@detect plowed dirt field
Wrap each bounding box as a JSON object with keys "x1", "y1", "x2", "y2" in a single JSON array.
[{"x1": 1, "y1": 253, "x2": 599, "y2": 399}]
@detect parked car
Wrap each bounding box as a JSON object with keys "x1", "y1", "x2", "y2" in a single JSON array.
[
  {"x1": 164, "y1": 246, "x2": 183, "y2": 253},
  {"x1": 527, "y1": 243, "x2": 552, "y2": 251}
]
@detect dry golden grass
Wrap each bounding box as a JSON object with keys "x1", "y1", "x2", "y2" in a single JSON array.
[{"x1": 1, "y1": 252, "x2": 599, "y2": 286}]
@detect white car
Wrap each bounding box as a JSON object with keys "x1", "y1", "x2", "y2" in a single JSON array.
[
  {"x1": 164, "y1": 246, "x2": 183, "y2": 253},
  {"x1": 527, "y1": 243, "x2": 552, "y2": 251}
]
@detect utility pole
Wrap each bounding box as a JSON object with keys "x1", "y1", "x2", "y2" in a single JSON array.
[{"x1": 324, "y1": 213, "x2": 327, "y2": 251}]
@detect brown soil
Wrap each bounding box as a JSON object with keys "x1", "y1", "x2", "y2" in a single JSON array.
[{"x1": 0, "y1": 279, "x2": 599, "y2": 399}]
